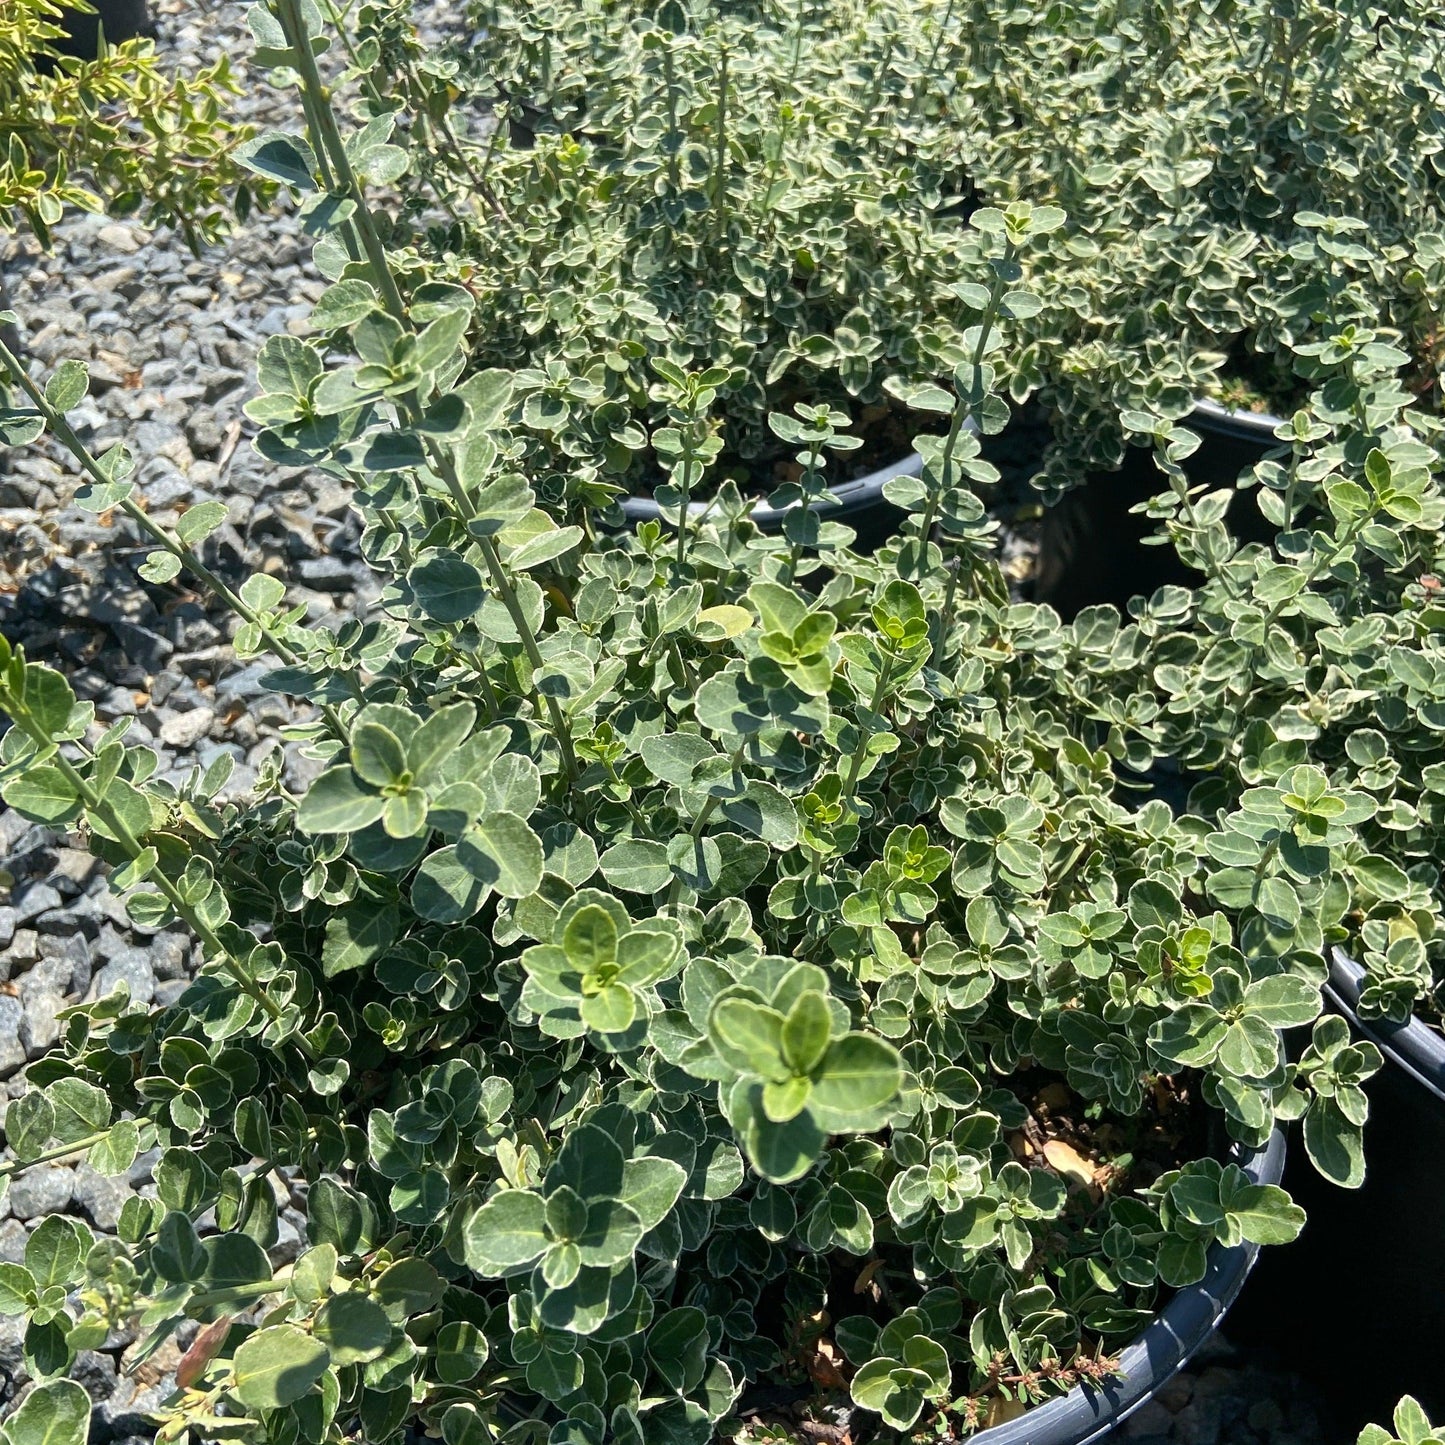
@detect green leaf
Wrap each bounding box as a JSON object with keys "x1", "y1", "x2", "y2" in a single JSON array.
[
  {"x1": 297, "y1": 767, "x2": 385, "y2": 834},
  {"x1": 87, "y1": 1120, "x2": 140, "y2": 1177},
  {"x1": 459, "y1": 813, "x2": 545, "y2": 900},
  {"x1": 237, "y1": 131, "x2": 318, "y2": 190},
  {"x1": 646, "y1": 1307, "x2": 710, "y2": 1395},
  {"x1": 313, "y1": 1293, "x2": 393, "y2": 1366},
  {"x1": 153, "y1": 1211, "x2": 207, "y2": 1284},
  {"x1": 1303, "y1": 1099, "x2": 1365, "y2": 1189},
  {"x1": 411, "y1": 844, "x2": 491, "y2": 923},
  {"x1": 809, "y1": 1033, "x2": 902, "y2": 1129},
  {"x1": 780, "y1": 990, "x2": 831, "y2": 1075},
  {"x1": 2, "y1": 766, "x2": 81, "y2": 824},
  {"x1": 0, "y1": 1262, "x2": 35, "y2": 1316},
  {"x1": 177, "y1": 502, "x2": 228, "y2": 546},
  {"x1": 1225, "y1": 1184, "x2": 1305, "y2": 1245},
  {"x1": 3, "y1": 1094, "x2": 54, "y2": 1162},
  {"x1": 0, "y1": 1380, "x2": 91, "y2": 1445},
  {"x1": 138, "y1": 551, "x2": 182, "y2": 584},
  {"x1": 579, "y1": 984, "x2": 637, "y2": 1033},
  {"x1": 462, "y1": 1190, "x2": 549, "y2": 1274},
  {"x1": 322, "y1": 897, "x2": 400, "y2": 977},
  {"x1": 43, "y1": 361, "x2": 88, "y2": 414},
  {"x1": 311, "y1": 279, "x2": 379, "y2": 330},
  {"x1": 614, "y1": 927, "x2": 682, "y2": 986},
  {"x1": 351, "y1": 722, "x2": 409, "y2": 787},
  {"x1": 230, "y1": 1324, "x2": 331, "y2": 1411},
  {"x1": 409, "y1": 553, "x2": 487, "y2": 624},
  {"x1": 1243, "y1": 974, "x2": 1319, "y2": 1027},
  {"x1": 719, "y1": 781, "x2": 799, "y2": 848},
  {"x1": 564, "y1": 904, "x2": 619, "y2": 971},
  {"x1": 620, "y1": 1157, "x2": 688, "y2": 1232},
  {"x1": 576, "y1": 1198, "x2": 644, "y2": 1266},
  {"x1": 407, "y1": 703, "x2": 476, "y2": 784},
  {"x1": 598, "y1": 839, "x2": 672, "y2": 893},
  {"x1": 435, "y1": 1322, "x2": 490, "y2": 1384},
  {"x1": 708, "y1": 998, "x2": 786, "y2": 1078},
  {"x1": 25, "y1": 1218, "x2": 84, "y2": 1290}
]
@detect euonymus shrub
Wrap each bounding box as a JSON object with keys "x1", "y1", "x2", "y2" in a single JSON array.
[
  {"x1": 952, "y1": 0, "x2": 1445, "y2": 486},
  {"x1": 1092, "y1": 260, "x2": 1445, "y2": 1035},
  {"x1": 277, "y1": 0, "x2": 986, "y2": 498},
  {"x1": 0, "y1": 5, "x2": 1385, "y2": 1445}
]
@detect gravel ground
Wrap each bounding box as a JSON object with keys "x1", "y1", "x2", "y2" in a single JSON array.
[{"x1": 0, "y1": 3, "x2": 1337, "y2": 1440}]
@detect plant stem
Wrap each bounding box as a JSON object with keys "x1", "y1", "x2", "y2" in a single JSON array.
[
  {"x1": 712, "y1": 46, "x2": 729, "y2": 250},
  {"x1": 0, "y1": 1131, "x2": 112, "y2": 1178},
  {"x1": 840, "y1": 652, "x2": 895, "y2": 810},
  {"x1": 275, "y1": 0, "x2": 407, "y2": 321},
  {"x1": 272, "y1": 0, "x2": 578, "y2": 785},
  {"x1": 663, "y1": 42, "x2": 682, "y2": 193},
  {"x1": 666, "y1": 743, "x2": 744, "y2": 908},
  {"x1": 3, "y1": 713, "x2": 293, "y2": 1037},
  {"x1": 0, "y1": 338, "x2": 350, "y2": 744}
]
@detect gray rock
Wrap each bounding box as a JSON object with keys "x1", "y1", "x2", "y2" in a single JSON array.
[
  {"x1": 99, "y1": 1379, "x2": 174, "y2": 1439},
  {"x1": 18, "y1": 965, "x2": 66, "y2": 1056},
  {"x1": 0, "y1": 1312, "x2": 26, "y2": 1390},
  {"x1": 38, "y1": 929, "x2": 90, "y2": 994},
  {"x1": 269, "y1": 1214, "x2": 303, "y2": 1266},
  {"x1": 89, "y1": 950, "x2": 155, "y2": 1006},
  {"x1": 0, "y1": 999, "x2": 25, "y2": 1077},
  {"x1": 148, "y1": 932, "x2": 193, "y2": 983},
  {"x1": 0, "y1": 907, "x2": 15, "y2": 949},
  {"x1": 296, "y1": 555, "x2": 360, "y2": 591},
  {"x1": 7, "y1": 1166, "x2": 75, "y2": 1222},
  {"x1": 0, "y1": 1218, "x2": 30, "y2": 1265},
  {"x1": 71, "y1": 1163, "x2": 133, "y2": 1231},
  {"x1": 71, "y1": 1348, "x2": 119, "y2": 1404},
  {"x1": 159, "y1": 706, "x2": 215, "y2": 749},
  {"x1": 12, "y1": 882, "x2": 62, "y2": 926},
  {"x1": 127, "y1": 1148, "x2": 161, "y2": 1188}
]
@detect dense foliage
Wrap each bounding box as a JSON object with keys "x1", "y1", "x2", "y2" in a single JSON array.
[
  {"x1": 313, "y1": 0, "x2": 983, "y2": 498},
  {"x1": 956, "y1": 0, "x2": 1445, "y2": 484},
  {"x1": 2, "y1": 0, "x2": 1443, "y2": 1443},
  {"x1": 0, "y1": 0, "x2": 262, "y2": 247}
]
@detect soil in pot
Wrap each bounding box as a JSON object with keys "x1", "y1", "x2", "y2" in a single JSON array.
[{"x1": 728, "y1": 1071, "x2": 1265, "y2": 1444}]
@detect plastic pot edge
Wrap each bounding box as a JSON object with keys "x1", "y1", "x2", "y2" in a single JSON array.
[
  {"x1": 616, "y1": 450, "x2": 924, "y2": 534},
  {"x1": 1187, "y1": 397, "x2": 1287, "y2": 446},
  {"x1": 969, "y1": 1125, "x2": 1287, "y2": 1445},
  {"x1": 1324, "y1": 948, "x2": 1445, "y2": 1107}
]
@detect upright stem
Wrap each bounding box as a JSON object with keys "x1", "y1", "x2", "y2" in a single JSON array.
[
  {"x1": 272, "y1": 0, "x2": 578, "y2": 785},
  {"x1": 276, "y1": 0, "x2": 407, "y2": 321},
  {"x1": 840, "y1": 653, "x2": 895, "y2": 811},
  {"x1": 713, "y1": 46, "x2": 729, "y2": 250}
]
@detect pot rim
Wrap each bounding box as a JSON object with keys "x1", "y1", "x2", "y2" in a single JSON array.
[
  {"x1": 1325, "y1": 948, "x2": 1445, "y2": 1106},
  {"x1": 617, "y1": 449, "x2": 922, "y2": 533},
  {"x1": 1189, "y1": 395, "x2": 1288, "y2": 445},
  {"x1": 969, "y1": 1125, "x2": 1287, "y2": 1445}
]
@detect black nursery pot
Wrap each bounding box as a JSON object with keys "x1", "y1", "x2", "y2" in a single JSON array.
[
  {"x1": 1035, "y1": 398, "x2": 1283, "y2": 619},
  {"x1": 618, "y1": 451, "x2": 917, "y2": 555},
  {"x1": 968, "y1": 1128, "x2": 1286, "y2": 1445},
  {"x1": 1225, "y1": 949, "x2": 1445, "y2": 1437},
  {"x1": 50, "y1": 0, "x2": 155, "y2": 60}
]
